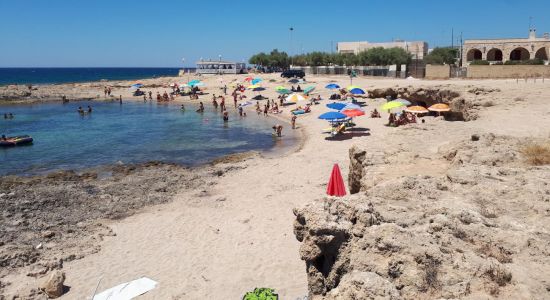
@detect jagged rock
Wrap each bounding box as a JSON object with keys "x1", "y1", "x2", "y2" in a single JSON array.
[
  {"x1": 295, "y1": 136, "x2": 550, "y2": 299},
  {"x1": 39, "y1": 270, "x2": 65, "y2": 298},
  {"x1": 348, "y1": 146, "x2": 366, "y2": 194},
  {"x1": 323, "y1": 271, "x2": 401, "y2": 300}
]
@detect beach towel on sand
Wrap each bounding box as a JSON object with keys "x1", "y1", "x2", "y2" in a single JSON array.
[{"x1": 93, "y1": 277, "x2": 158, "y2": 300}]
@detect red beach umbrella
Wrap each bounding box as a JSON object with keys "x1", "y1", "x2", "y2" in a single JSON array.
[
  {"x1": 244, "y1": 76, "x2": 254, "y2": 82},
  {"x1": 326, "y1": 164, "x2": 347, "y2": 197},
  {"x1": 341, "y1": 109, "x2": 365, "y2": 117}
]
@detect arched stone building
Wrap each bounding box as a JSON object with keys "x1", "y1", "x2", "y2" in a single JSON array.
[{"x1": 463, "y1": 29, "x2": 550, "y2": 65}]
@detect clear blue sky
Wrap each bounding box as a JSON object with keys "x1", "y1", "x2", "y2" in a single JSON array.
[{"x1": 1, "y1": 0, "x2": 549, "y2": 67}]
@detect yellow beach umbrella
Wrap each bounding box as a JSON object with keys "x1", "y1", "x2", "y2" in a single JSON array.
[
  {"x1": 404, "y1": 105, "x2": 429, "y2": 114},
  {"x1": 286, "y1": 93, "x2": 307, "y2": 103},
  {"x1": 247, "y1": 84, "x2": 261, "y2": 90},
  {"x1": 428, "y1": 103, "x2": 450, "y2": 112},
  {"x1": 347, "y1": 85, "x2": 361, "y2": 90},
  {"x1": 380, "y1": 101, "x2": 405, "y2": 111}
]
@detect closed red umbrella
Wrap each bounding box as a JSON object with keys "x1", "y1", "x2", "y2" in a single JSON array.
[{"x1": 326, "y1": 164, "x2": 347, "y2": 197}]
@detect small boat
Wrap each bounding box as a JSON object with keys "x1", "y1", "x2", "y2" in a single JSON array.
[{"x1": 0, "y1": 135, "x2": 34, "y2": 147}]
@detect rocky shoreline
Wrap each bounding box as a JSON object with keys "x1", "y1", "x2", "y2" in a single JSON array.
[{"x1": 0, "y1": 153, "x2": 257, "y2": 297}]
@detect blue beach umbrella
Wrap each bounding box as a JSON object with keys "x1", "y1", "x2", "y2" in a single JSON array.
[
  {"x1": 252, "y1": 87, "x2": 266, "y2": 92},
  {"x1": 326, "y1": 102, "x2": 346, "y2": 110},
  {"x1": 349, "y1": 88, "x2": 366, "y2": 95},
  {"x1": 130, "y1": 83, "x2": 143, "y2": 89},
  {"x1": 319, "y1": 111, "x2": 347, "y2": 120},
  {"x1": 325, "y1": 83, "x2": 340, "y2": 90},
  {"x1": 188, "y1": 80, "x2": 201, "y2": 86},
  {"x1": 251, "y1": 78, "x2": 263, "y2": 85}
]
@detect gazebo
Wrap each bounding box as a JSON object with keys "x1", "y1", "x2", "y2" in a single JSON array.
[{"x1": 196, "y1": 60, "x2": 247, "y2": 74}]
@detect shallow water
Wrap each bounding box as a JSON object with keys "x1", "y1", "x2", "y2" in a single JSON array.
[{"x1": 0, "y1": 101, "x2": 297, "y2": 176}]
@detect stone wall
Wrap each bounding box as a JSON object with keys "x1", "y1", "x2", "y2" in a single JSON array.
[
  {"x1": 425, "y1": 65, "x2": 450, "y2": 79},
  {"x1": 467, "y1": 65, "x2": 550, "y2": 78}
]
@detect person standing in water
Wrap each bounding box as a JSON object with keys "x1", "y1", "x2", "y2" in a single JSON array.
[
  {"x1": 291, "y1": 115, "x2": 297, "y2": 129},
  {"x1": 119, "y1": 95, "x2": 122, "y2": 104},
  {"x1": 197, "y1": 102, "x2": 204, "y2": 112},
  {"x1": 87, "y1": 105, "x2": 93, "y2": 113},
  {"x1": 223, "y1": 110, "x2": 229, "y2": 122}
]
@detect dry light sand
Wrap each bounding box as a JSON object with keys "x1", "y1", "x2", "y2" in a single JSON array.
[{"x1": 2, "y1": 73, "x2": 550, "y2": 299}]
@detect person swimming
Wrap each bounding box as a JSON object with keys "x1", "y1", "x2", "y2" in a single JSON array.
[
  {"x1": 77, "y1": 107, "x2": 85, "y2": 114},
  {"x1": 181, "y1": 104, "x2": 185, "y2": 111},
  {"x1": 87, "y1": 106, "x2": 93, "y2": 113}
]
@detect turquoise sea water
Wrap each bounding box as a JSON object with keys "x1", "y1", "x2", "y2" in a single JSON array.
[{"x1": 0, "y1": 101, "x2": 296, "y2": 176}]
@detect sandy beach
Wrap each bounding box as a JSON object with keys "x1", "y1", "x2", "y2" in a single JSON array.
[{"x1": 1, "y1": 73, "x2": 550, "y2": 299}]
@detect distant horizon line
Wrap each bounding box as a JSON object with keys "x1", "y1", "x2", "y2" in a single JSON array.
[{"x1": 0, "y1": 66, "x2": 191, "y2": 69}]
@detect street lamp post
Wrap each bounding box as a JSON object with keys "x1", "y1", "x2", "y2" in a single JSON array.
[
  {"x1": 289, "y1": 27, "x2": 294, "y2": 67},
  {"x1": 182, "y1": 58, "x2": 189, "y2": 83},
  {"x1": 218, "y1": 54, "x2": 222, "y2": 75}
]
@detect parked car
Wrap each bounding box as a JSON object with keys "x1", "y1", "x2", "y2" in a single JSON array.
[{"x1": 281, "y1": 69, "x2": 305, "y2": 78}]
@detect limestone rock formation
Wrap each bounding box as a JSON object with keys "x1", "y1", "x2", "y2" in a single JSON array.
[
  {"x1": 39, "y1": 270, "x2": 65, "y2": 298},
  {"x1": 295, "y1": 135, "x2": 550, "y2": 299}
]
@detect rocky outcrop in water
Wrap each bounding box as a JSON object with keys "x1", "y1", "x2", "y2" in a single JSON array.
[{"x1": 294, "y1": 135, "x2": 550, "y2": 299}]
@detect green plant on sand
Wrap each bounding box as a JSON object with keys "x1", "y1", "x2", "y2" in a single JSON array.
[{"x1": 243, "y1": 288, "x2": 278, "y2": 300}]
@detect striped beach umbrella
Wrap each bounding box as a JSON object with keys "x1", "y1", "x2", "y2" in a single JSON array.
[{"x1": 286, "y1": 93, "x2": 307, "y2": 103}]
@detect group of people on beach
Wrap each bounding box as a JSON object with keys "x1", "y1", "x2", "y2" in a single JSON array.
[
  {"x1": 388, "y1": 111, "x2": 418, "y2": 127},
  {"x1": 103, "y1": 86, "x2": 112, "y2": 97}
]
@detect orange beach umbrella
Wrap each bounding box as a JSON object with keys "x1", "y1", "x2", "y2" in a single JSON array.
[{"x1": 428, "y1": 103, "x2": 450, "y2": 112}]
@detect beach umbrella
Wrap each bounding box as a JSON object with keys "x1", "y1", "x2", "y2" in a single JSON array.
[
  {"x1": 244, "y1": 76, "x2": 254, "y2": 82},
  {"x1": 286, "y1": 93, "x2": 307, "y2": 103},
  {"x1": 239, "y1": 101, "x2": 253, "y2": 107},
  {"x1": 251, "y1": 78, "x2": 263, "y2": 85},
  {"x1": 276, "y1": 89, "x2": 292, "y2": 95},
  {"x1": 247, "y1": 84, "x2": 261, "y2": 90},
  {"x1": 288, "y1": 78, "x2": 300, "y2": 84},
  {"x1": 404, "y1": 105, "x2": 429, "y2": 114},
  {"x1": 303, "y1": 86, "x2": 316, "y2": 95},
  {"x1": 347, "y1": 85, "x2": 361, "y2": 91},
  {"x1": 327, "y1": 164, "x2": 346, "y2": 197},
  {"x1": 395, "y1": 98, "x2": 412, "y2": 106},
  {"x1": 192, "y1": 82, "x2": 205, "y2": 87},
  {"x1": 326, "y1": 102, "x2": 346, "y2": 110},
  {"x1": 381, "y1": 101, "x2": 406, "y2": 111},
  {"x1": 130, "y1": 83, "x2": 143, "y2": 89},
  {"x1": 349, "y1": 88, "x2": 366, "y2": 95},
  {"x1": 188, "y1": 79, "x2": 200, "y2": 85},
  {"x1": 341, "y1": 103, "x2": 364, "y2": 111},
  {"x1": 342, "y1": 109, "x2": 365, "y2": 117},
  {"x1": 325, "y1": 83, "x2": 340, "y2": 90},
  {"x1": 319, "y1": 111, "x2": 347, "y2": 120},
  {"x1": 275, "y1": 86, "x2": 286, "y2": 91},
  {"x1": 252, "y1": 87, "x2": 266, "y2": 92},
  {"x1": 428, "y1": 103, "x2": 451, "y2": 112}
]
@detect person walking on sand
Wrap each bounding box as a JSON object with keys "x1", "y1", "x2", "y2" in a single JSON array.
[
  {"x1": 263, "y1": 104, "x2": 268, "y2": 117},
  {"x1": 223, "y1": 85, "x2": 227, "y2": 95},
  {"x1": 107, "y1": 87, "x2": 112, "y2": 97},
  {"x1": 148, "y1": 91, "x2": 152, "y2": 100},
  {"x1": 291, "y1": 114, "x2": 297, "y2": 129},
  {"x1": 104, "y1": 87, "x2": 108, "y2": 98}
]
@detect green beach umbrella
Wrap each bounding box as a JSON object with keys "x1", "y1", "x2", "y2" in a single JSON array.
[
  {"x1": 275, "y1": 86, "x2": 286, "y2": 91},
  {"x1": 380, "y1": 101, "x2": 406, "y2": 111},
  {"x1": 277, "y1": 89, "x2": 292, "y2": 95},
  {"x1": 303, "y1": 86, "x2": 316, "y2": 95}
]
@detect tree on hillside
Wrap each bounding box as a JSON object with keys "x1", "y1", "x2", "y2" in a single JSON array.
[{"x1": 425, "y1": 47, "x2": 458, "y2": 65}]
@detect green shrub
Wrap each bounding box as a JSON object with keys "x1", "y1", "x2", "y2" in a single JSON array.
[
  {"x1": 243, "y1": 288, "x2": 278, "y2": 300},
  {"x1": 470, "y1": 60, "x2": 490, "y2": 65}
]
